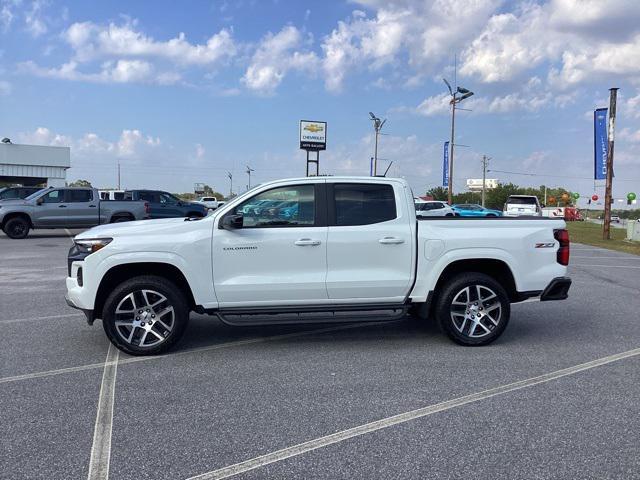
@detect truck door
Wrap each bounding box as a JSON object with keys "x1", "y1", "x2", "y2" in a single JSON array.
[
  {"x1": 34, "y1": 189, "x2": 68, "y2": 227},
  {"x1": 64, "y1": 189, "x2": 98, "y2": 227},
  {"x1": 212, "y1": 183, "x2": 328, "y2": 306},
  {"x1": 325, "y1": 181, "x2": 414, "y2": 302}
]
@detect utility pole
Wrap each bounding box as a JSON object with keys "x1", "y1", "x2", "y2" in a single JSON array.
[
  {"x1": 481, "y1": 155, "x2": 490, "y2": 207},
  {"x1": 227, "y1": 171, "x2": 233, "y2": 198},
  {"x1": 603, "y1": 87, "x2": 619, "y2": 240},
  {"x1": 117, "y1": 162, "x2": 121, "y2": 190},
  {"x1": 246, "y1": 165, "x2": 254, "y2": 190},
  {"x1": 369, "y1": 112, "x2": 386, "y2": 176}
]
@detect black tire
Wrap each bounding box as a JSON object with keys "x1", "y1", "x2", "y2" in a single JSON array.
[
  {"x1": 445, "y1": 213, "x2": 454, "y2": 217},
  {"x1": 111, "y1": 215, "x2": 133, "y2": 223},
  {"x1": 3, "y1": 217, "x2": 30, "y2": 239},
  {"x1": 435, "y1": 272, "x2": 510, "y2": 346},
  {"x1": 102, "y1": 275, "x2": 190, "y2": 355},
  {"x1": 486, "y1": 213, "x2": 497, "y2": 217}
]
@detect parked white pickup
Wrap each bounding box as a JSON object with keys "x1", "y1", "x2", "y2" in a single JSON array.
[{"x1": 65, "y1": 176, "x2": 571, "y2": 355}]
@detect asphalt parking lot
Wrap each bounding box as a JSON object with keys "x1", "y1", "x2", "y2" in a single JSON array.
[{"x1": 2, "y1": 230, "x2": 640, "y2": 480}]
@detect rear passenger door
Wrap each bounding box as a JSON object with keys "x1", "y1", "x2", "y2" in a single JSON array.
[
  {"x1": 136, "y1": 191, "x2": 162, "y2": 218},
  {"x1": 64, "y1": 189, "x2": 98, "y2": 227},
  {"x1": 325, "y1": 181, "x2": 414, "y2": 302}
]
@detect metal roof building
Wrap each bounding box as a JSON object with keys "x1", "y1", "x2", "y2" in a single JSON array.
[{"x1": 0, "y1": 142, "x2": 70, "y2": 187}]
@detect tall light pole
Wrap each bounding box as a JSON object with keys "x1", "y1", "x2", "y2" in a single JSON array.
[
  {"x1": 443, "y1": 78, "x2": 474, "y2": 204},
  {"x1": 369, "y1": 112, "x2": 386, "y2": 176},
  {"x1": 227, "y1": 171, "x2": 233, "y2": 198},
  {"x1": 246, "y1": 165, "x2": 254, "y2": 190}
]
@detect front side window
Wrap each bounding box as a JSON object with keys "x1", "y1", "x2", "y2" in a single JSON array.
[
  {"x1": 160, "y1": 193, "x2": 178, "y2": 205},
  {"x1": 67, "y1": 190, "x2": 92, "y2": 202},
  {"x1": 0, "y1": 189, "x2": 14, "y2": 199},
  {"x1": 333, "y1": 183, "x2": 396, "y2": 226},
  {"x1": 233, "y1": 185, "x2": 315, "y2": 227},
  {"x1": 42, "y1": 190, "x2": 64, "y2": 203}
]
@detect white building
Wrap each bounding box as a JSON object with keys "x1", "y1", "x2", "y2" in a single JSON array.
[
  {"x1": 466, "y1": 178, "x2": 499, "y2": 192},
  {"x1": 0, "y1": 141, "x2": 70, "y2": 187}
]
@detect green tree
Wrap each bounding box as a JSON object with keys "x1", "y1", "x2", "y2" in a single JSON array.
[{"x1": 68, "y1": 179, "x2": 92, "y2": 187}]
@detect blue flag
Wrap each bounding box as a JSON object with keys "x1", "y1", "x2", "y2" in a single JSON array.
[
  {"x1": 594, "y1": 108, "x2": 608, "y2": 180},
  {"x1": 443, "y1": 141, "x2": 449, "y2": 187}
]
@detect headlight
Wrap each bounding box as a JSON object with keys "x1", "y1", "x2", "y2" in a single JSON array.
[{"x1": 74, "y1": 237, "x2": 113, "y2": 254}]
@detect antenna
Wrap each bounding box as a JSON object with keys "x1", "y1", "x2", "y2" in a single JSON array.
[{"x1": 383, "y1": 160, "x2": 394, "y2": 177}]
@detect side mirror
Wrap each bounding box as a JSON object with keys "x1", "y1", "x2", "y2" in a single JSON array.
[
  {"x1": 36, "y1": 198, "x2": 44, "y2": 205},
  {"x1": 220, "y1": 213, "x2": 243, "y2": 230}
]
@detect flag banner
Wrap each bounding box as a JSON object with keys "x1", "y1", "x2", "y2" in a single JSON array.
[
  {"x1": 443, "y1": 141, "x2": 449, "y2": 187},
  {"x1": 594, "y1": 108, "x2": 608, "y2": 180}
]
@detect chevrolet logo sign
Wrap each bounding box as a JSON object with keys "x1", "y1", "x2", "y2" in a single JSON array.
[{"x1": 304, "y1": 124, "x2": 324, "y2": 133}]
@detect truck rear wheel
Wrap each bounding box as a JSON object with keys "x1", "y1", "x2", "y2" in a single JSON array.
[
  {"x1": 102, "y1": 275, "x2": 189, "y2": 355},
  {"x1": 3, "y1": 217, "x2": 30, "y2": 239},
  {"x1": 435, "y1": 272, "x2": 510, "y2": 346}
]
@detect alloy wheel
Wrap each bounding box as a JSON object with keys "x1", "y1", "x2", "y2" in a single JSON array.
[
  {"x1": 450, "y1": 284, "x2": 502, "y2": 338},
  {"x1": 114, "y1": 289, "x2": 175, "y2": 348}
]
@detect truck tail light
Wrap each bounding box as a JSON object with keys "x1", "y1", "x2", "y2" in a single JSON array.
[
  {"x1": 554, "y1": 229, "x2": 570, "y2": 265},
  {"x1": 144, "y1": 202, "x2": 150, "y2": 216}
]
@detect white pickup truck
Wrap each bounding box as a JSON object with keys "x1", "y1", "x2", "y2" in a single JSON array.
[{"x1": 65, "y1": 176, "x2": 571, "y2": 355}]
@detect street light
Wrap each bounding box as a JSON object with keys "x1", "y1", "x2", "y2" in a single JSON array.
[
  {"x1": 246, "y1": 165, "x2": 254, "y2": 190},
  {"x1": 227, "y1": 171, "x2": 233, "y2": 197},
  {"x1": 443, "y1": 78, "x2": 474, "y2": 204},
  {"x1": 369, "y1": 112, "x2": 387, "y2": 176}
]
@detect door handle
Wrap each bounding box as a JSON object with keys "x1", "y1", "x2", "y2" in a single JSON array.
[
  {"x1": 379, "y1": 236, "x2": 404, "y2": 244},
  {"x1": 58, "y1": 205, "x2": 67, "y2": 208},
  {"x1": 89, "y1": 205, "x2": 97, "y2": 208},
  {"x1": 295, "y1": 238, "x2": 321, "y2": 246}
]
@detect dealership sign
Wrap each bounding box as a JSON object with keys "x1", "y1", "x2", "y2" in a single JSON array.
[{"x1": 300, "y1": 121, "x2": 327, "y2": 151}]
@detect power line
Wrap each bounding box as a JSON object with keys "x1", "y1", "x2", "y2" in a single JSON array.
[{"x1": 488, "y1": 169, "x2": 640, "y2": 183}]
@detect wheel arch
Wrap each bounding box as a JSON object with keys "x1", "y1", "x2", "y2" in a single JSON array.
[
  {"x1": 94, "y1": 262, "x2": 196, "y2": 319},
  {"x1": 433, "y1": 258, "x2": 518, "y2": 303},
  {"x1": 108, "y1": 211, "x2": 135, "y2": 222},
  {"x1": 1, "y1": 212, "x2": 33, "y2": 229}
]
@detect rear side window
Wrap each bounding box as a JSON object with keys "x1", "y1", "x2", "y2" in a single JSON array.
[
  {"x1": 137, "y1": 192, "x2": 159, "y2": 203},
  {"x1": 67, "y1": 190, "x2": 92, "y2": 202},
  {"x1": 0, "y1": 189, "x2": 15, "y2": 199},
  {"x1": 333, "y1": 183, "x2": 396, "y2": 226}
]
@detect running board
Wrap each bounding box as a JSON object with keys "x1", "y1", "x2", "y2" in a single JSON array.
[{"x1": 215, "y1": 303, "x2": 409, "y2": 327}]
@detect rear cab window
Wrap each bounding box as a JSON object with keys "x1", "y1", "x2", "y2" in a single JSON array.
[
  {"x1": 66, "y1": 189, "x2": 93, "y2": 202},
  {"x1": 331, "y1": 183, "x2": 397, "y2": 226}
]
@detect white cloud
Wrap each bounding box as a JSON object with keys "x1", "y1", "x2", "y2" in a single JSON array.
[
  {"x1": 0, "y1": 79, "x2": 10, "y2": 95},
  {"x1": 461, "y1": 0, "x2": 640, "y2": 85},
  {"x1": 0, "y1": 1, "x2": 14, "y2": 32},
  {"x1": 242, "y1": 25, "x2": 318, "y2": 95},
  {"x1": 195, "y1": 143, "x2": 205, "y2": 159},
  {"x1": 19, "y1": 59, "x2": 182, "y2": 85},
  {"x1": 16, "y1": 127, "x2": 161, "y2": 159},
  {"x1": 619, "y1": 127, "x2": 640, "y2": 143},
  {"x1": 321, "y1": 1, "x2": 501, "y2": 92},
  {"x1": 63, "y1": 20, "x2": 237, "y2": 66},
  {"x1": 415, "y1": 93, "x2": 451, "y2": 116},
  {"x1": 24, "y1": 0, "x2": 47, "y2": 37}
]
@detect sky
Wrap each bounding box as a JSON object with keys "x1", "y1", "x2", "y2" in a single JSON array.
[{"x1": 0, "y1": 0, "x2": 639, "y2": 204}]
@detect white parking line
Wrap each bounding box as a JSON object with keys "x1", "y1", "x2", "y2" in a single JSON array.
[
  {"x1": 0, "y1": 322, "x2": 396, "y2": 385},
  {"x1": 571, "y1": 256, "x2": 640, "y2": 259},
  {"x1": 0, "y1": 312, "x2": 83, "y2": 325},
  {"x1": 186, "y1": 346, "x2": 640, "y2": 480},
  {"x1": 87, "y1": 343, "x2": 119, "y2": 480},
  {"x1": 571, "y1": 264, "x2": 640, "y2": 269}
]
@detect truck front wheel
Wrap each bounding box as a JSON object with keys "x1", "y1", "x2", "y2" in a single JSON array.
[
  {"x1": 435, "y1": 273, "x2": 510, "y2": 346},
  {"x1": 102, "y1": 276, "x2": 189, "y2": 355},
  {"x1": 3, "y1": 217, "x2": 30, "y2": 239}
]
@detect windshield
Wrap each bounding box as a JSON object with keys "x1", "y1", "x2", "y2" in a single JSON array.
[{"x1": 24, "y1": 188, "x2": 48, "y2": 200}]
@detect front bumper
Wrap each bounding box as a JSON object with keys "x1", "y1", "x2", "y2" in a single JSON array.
[
  {"x1": 65, "y1": 294, "x2": 95, "y2": 324},
  {"x1": 540, "y1": 276, "x2": 572, "y2": 301}
]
